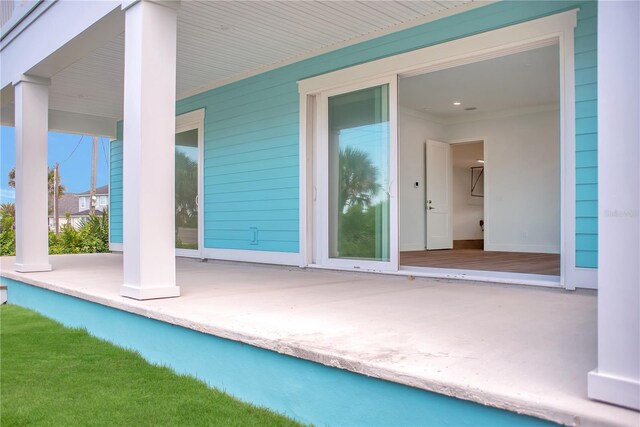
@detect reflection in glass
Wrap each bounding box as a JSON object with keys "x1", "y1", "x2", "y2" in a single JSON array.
[
  {"x1": 175, "y1": 129, "x2": 198, "y2": 250},
  {"x1": 328, "y1": 85, "x2": 390, "y2": 261}
]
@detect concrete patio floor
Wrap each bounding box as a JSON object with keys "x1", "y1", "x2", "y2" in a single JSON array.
[{"x1": 1, "y1": 253, "x2": 638, "y2": 427}]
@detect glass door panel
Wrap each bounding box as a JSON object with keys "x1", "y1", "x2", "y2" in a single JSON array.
[
  {"x1": 319, "y1": 77, "x2": 398, "y2": 271},
  {"x1": 175, "y1": 129, "x2": 199, "y2": 251}
]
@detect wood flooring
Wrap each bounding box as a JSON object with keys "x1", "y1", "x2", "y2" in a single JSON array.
[{"x1": 400, "y1": 249, "x2": 561, "y2": 276}]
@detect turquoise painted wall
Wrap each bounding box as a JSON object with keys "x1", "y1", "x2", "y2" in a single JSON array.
[
  {"x1": 3, "y1": 278, "x2": 559, "y2": 427},
  {"x1": 109, "y1": 122, "x2": 123, "y2": 244},
  {"x1": 110, "y1": 1, "x2": 597, "y2": 267},
  {"x1": 573, "y1": 1, "x2": 598, "y2": 268}
]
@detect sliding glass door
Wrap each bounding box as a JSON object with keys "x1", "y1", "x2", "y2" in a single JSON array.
[
  {"x1": 316, "y1": 77, "x2": 398, "y2": 271},
  {"x1": 174, "y1": 111, "x2": 204, "y2": 258}
]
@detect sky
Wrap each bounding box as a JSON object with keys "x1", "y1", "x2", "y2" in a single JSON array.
[{"x1": 0, "y1": 126, "x2": 110, "y2": 203}]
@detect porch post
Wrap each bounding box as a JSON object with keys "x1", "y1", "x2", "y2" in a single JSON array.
[
  {"x1": 13, "y1": 75, "x2": 52, "y2": 273},
  {"x1": 120, "y1": 0, "x2": 180, "y2": 299},
  {"x1": 587, "y1": 0, "x2": 640, "y2": 410}
]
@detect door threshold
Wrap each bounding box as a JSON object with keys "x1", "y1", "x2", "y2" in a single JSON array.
[{"x1": 307, "y1": 264, "x2": 562, "y2": 288}]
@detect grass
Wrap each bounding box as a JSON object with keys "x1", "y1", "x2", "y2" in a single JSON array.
[{"x1": 0, "y1": 305, "x2": 302, "y2": 426}]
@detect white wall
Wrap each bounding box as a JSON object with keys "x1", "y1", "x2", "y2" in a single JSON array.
[
  {"x1": 447, "y1": 108, "x2": 560, "y2": 253},
  {"x1": 399, "y1": 107, "x2": 560, "y2": 253},
  {"x1": 452, "y1": 143, "x2": 484, "y2": 240},
  {"x1": 398, "y1": 107, "x2": 447, "y2": 251}
]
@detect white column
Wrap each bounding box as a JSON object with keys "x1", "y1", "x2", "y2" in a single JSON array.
[
  {"x1": 588, "y1": 0, "x2": 640, "y2": 410},
  {"x1": 13, "y1": 76, "x2": 51, "y2": 273},
  {"x1": 120, "y1": 0, "x2": 180, "y2": 300}
]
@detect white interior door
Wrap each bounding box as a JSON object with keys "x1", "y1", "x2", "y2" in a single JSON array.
[
  {"x1": 425, "y1": 139, "x2": 453, "y2": 250},
  {"x1": 316, "y1": 76, "x2": 398, "y2": 271}
]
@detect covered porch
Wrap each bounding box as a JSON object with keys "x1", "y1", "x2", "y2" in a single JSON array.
[{"x1": 1, "y1": 253, "x2": 637, "y2": 426}]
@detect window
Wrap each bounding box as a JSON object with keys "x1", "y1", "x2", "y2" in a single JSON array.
[
  {"x1": 79, "y1": 197, "x2": 87, "y2": 209},
  {"x1": 99, "y1": 196, "x2": 107, "y2": 206}
]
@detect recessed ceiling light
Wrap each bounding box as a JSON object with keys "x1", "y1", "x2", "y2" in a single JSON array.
[
  {"x1": 477, "y1": 159, "x2": 485, "y2": 163},
  {"x1": 453, "y1": 101, "x2": 462, "y2": 106}
]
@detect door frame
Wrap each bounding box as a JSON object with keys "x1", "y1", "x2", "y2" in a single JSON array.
[
  {"x1": 175, "y1": 109, "x2": 205, "y2": 259},
  {"x1": 298, "y1": 10, "x2": 590, "y2": 289}
]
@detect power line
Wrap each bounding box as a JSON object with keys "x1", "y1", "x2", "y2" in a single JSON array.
[
  {"x1": 100, "y1": 138, "x2": 109, "y2": 168},
  {"x1": 59, "y1": 135, "x2": 84, "y2": 164}
]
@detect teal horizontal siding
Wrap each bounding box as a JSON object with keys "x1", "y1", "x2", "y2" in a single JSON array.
[
  {"x1": 109, "y1": 121, "x2": 123, "y2": 244},
  {"x1": 172, "y1": 0, "x2": 600, "y2": 254},
  {"x1": 574, "y1": 0, "x2": 597, "y2": 268},
  {"x1": 105, "y1": 1, "x2": 599, "y2": 259}
]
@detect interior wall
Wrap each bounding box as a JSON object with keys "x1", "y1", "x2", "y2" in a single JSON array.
[
  {"x1": 398, "y1": 107, "x2": 447, "y2": 251},
  {"x1": 452, "y1": 143, "x2": 484, "y2": 241},
  {"x1": 447, "y1": 108, "x2": 560, "y2": 253},
  {"x1": 399, "y1": 107, "x2": 560, "y2": 254}
]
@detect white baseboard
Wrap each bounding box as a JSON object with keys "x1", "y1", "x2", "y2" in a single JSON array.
[
  {"x1": 202, "y1": 248, "x2": 300, "y2": 266},
  {"x1": 485, "y1": 243, "x2": 560, "y2": 253},
  {"x1": 567, "y1": 267, "x2": 597, "y2": 289},
  {"x1": 588, "y1": 369, "x2": 640, "y2": 410},
  {"x1": 109, "y1": 242, "x2": 123, "y2": 252}
]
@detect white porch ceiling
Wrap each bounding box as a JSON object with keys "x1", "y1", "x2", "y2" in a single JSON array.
[
  {"x1": 399, "y1": 44, "x2": 560, "y2": 119},
  {"x1": 48, "y1": 0, "x2": 476, "y2": 121}
]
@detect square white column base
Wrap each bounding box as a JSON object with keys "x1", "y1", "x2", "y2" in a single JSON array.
[
  {"x1": 14, "y1": 263, "x2": 52, "y2": 273},
  {"x1": 120, "y1": 284, "x2": 181, "y2": 300},
  {"x1": 588, "y1": 369, "x2": 640, "y2": 410}
]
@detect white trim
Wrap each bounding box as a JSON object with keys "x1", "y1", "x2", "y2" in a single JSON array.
[
  {"x1": 202, "y1": 248, "x2": 300, "y2": 267},
  {"x1": 307, "y1": 263, "x2": 562, "y2": 289},
  {"x1": 572, "y1": 267, "x2": 597, "y2": 290},
  {"x1": 109, "y1": 242, "x2": 123, "y2": 252},
  {"x1": 175, "y1": 1, "x2": 494, "y2": 101},
  {"x1": 299, "y1": 94, "x2": 314, "y2": 267},
  {"x1": 484, "y1": 244, "x2": 561, "y2": 254},
  {"x1": 299, "y1": 10, "x2": 581, "y2": 289},
  {"x1": 588, "y1": 370, "x2": 640, "y2": 411},
  {"x1": 298, "y1": 10, "x2": 577, "y2": 94},
  {"x1": 559, "y1": 23, "x2": 578, "y2": 291},
  {"x1": 175, "y1": 108, "x2": 205, "y2": 259}
]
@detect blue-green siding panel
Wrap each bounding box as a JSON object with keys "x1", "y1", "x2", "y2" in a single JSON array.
[
  {"x1": 574, "y1": 1, "x2": 598, "y2": 268},
  {"x1": 109, "y1": 121, "x2": 123, "y2": 244},
  {"x1": 576, "y1": 217, "x2": 598, "y2": 234},
  {"x1": 577, "y1": 200, "x2": 598, "y2": 217},
  {"x1": 576, "y1": 134, "x2": 598, "y2": 152},
  {"x1": 108, "y1": 1, "x2": 599, "y2": 264},
  {"x1": 577, "y1": 184, "x2": 598, "y2": 201},
  {"x1": 576, "y1": 83, "x2": 597, "y2": 102},
  {"x1": 4, "y1": 280, "x2": 559, "y2": 426},
  {"x1": 576, "y1": 251, "x2": 598, "y2": 268},
  {"x1": 576, "y1": 167, "x2": 597, "y2": 185},
  {"x1": 576, "y1": 150, "x2": 597, "y2": 168},
  {"x1": 575, "y1": 99, "x2": 597, "y2": 118}
]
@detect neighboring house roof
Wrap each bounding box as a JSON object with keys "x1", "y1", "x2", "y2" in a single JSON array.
[
  {"x1": 77, "y1": 185, "x2": 109, "y2": 196},
  {"x1": 52, "y1": 194, "x2": 80, "y2": 217},
  {"x1": 73, "y1": 209, "x2": 103, "y2": 217}
]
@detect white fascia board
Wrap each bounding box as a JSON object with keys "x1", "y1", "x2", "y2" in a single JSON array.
[{"x1": 0, "y1": 107, "x2": 117, "y2": 138}]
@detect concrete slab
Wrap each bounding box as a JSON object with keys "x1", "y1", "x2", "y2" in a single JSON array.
[{"x1": 1, "y1": 254, "x2": 638, "y2": 427}]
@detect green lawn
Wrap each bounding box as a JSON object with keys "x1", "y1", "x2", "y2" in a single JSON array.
[{"x1": 0, "y1": 305, "x2": 302, "y2": 426}]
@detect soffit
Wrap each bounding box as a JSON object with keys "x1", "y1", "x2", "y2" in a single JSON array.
[{"x1": 48, "y1": 0, "x2": 475, "y2": 120}]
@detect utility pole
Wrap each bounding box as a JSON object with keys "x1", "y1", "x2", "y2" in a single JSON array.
[
  {"x1": 54, "y1": 163, "x2": 60, "y2": 234},
  {"x1": 90, "y1": 136, "x2": 98, "y2": 215}
]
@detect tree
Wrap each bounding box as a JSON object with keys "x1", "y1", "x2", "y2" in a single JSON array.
[
  {"x1": 7, "y1": 167, "x2": 66, "y2": 214},
  {"x1": 338, "y1": 147, "x2": 379, "y2": 213},
  {"x1": 0, "y1": 203, "x2": 15, "y2": 220}
]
